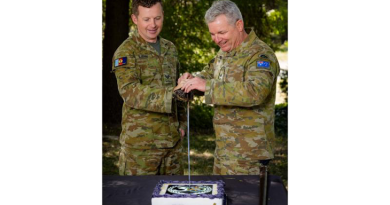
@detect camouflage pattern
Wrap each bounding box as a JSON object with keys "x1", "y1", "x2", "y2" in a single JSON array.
[
  {"x1": 213, "y1": 155, "x2": 261, "y2": 175},
  {"x1": 197, "y1": 30, "x2": 280, "y2": 175},
  {"x1": 112, "y1": 29, "x2": 186, "y2": 175},
  {"x1": 118, "y1": 139, "x2": 184, "y2": 175}
]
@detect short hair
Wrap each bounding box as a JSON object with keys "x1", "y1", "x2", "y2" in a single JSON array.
[
  {"x1": 204, "y1": 0, "x2": 243, "y2": 25},
  {"x1": 132, "y1": 0, "x2": 163, "y2": 16}
]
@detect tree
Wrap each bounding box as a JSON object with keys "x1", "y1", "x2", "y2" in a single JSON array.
[
  {"x1": 102, "y1": 0, "x2": 130, "y2": 124},
  {"x1": 102, "y1": 0, "x2": 288, "y2": 125}
]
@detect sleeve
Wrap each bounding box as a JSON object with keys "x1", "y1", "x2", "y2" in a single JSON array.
[
  {"x1": 204, "y1": 53, "x2": 278, "y2": 107},
  {"x1": 112, "y1": 48, "x2": 174, "y2": 113},
  {"x1": 196, "y1": 58, "x2": 215, "y2": 80}
]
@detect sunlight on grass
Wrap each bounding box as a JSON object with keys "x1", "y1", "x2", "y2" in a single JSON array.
[
  {"x1": 275, "y1": 51, "x2": 288, "y2": 62},
  {"x1": 103, "y1": 132, "x2": 287, "y2": 187}
]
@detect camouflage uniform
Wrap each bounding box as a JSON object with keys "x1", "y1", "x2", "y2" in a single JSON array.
[
  {"x1": 112, "y1": 29, "x2": 186, "y2": 175},
  {"x1": 197, "y1": 30, "x2": 280, "y2": 175}
]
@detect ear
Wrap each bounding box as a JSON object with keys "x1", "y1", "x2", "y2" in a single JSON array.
[
  {"x1": 131, "y1": 14, "x2": 138, "y2": 25},
  {"x1": 235, "y1": 19, "x2": 244, "y2": 32}
]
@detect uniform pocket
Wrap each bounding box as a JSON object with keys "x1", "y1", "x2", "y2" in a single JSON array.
[
  {"x1": 152, "y1": 115, "x2": 180, "y2": 148},
  {"x1": 136, "y1": 55, "x2": 156, "y2": 85},
  {"x1": 162, "y1": 56, "x2": 176, "y2": 86}
]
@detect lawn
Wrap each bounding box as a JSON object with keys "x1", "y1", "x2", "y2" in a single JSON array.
[{"x1": 103, "y1": 131, "x2": 288, "y2": 187}]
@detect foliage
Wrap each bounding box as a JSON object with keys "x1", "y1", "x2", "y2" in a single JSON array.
[
  {"x1": 279, "y1": 69, "x2": 288, "y2": 103},
  {"x1": 159, "y1": 0, "x2": 287, "y2": 74},
  {"x1": 275, "y1": 103, "x2": 288, "y2": 138},
  {"x1": 264, "y1": 0, "x2": 288, "y2": 48},
  {"x1": 189, "y1": 97, "x2": 214, "y2": 134},
  {"x1": 271, "y1": 103, "x2": 288, "y2": 186},
  {"x1": 102, "y1": 0, "x2": 106, "y2": 37},
  {"x1": 103, "y1": 123, "x2": 122, "y2": 136},
  {"x1": 159, "y1": 0, "x2": 218, "y2": 73},
  {"x1": 268, "y1": 149, "x2": 288, "y2": 187},
  {"x1": 103, "y1": 137, "x2": 121, "y2": 175}
]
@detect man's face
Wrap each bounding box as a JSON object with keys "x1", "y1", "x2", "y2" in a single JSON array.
[
  {"x1": 208, "y1": 15, "x2": 241, "y2": 52},
  {"x1": 131, "y1": 3, "x2": 163, "y2": 43}
]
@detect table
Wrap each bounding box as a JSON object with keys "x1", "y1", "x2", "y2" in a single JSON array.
[{"x1": 103, "y1": 175, "x2": 287, "y2": 205}]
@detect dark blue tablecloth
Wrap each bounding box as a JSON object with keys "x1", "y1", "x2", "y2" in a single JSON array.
[{"x1": 103, "y1": 175, "x2": 287, "y2": 205}]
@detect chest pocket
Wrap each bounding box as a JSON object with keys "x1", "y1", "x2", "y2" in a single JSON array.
[
  {"x1": 136, "y1": 54, "x2": 159, "y2": 86},
  {"x1": 162, "y1": 55, "x2": 176, "y2": 86},
  {"x1": 225, "y1": 63, "x2": 244, "y2": 82},
  {"x1": 214, "y1": 58, "x2": 245, "y2": 82}
]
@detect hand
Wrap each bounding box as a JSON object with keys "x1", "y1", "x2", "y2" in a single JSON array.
[
  {"x1": 179, "y1": 128, "x2": 185, "y2": 138},
  {"x1": 174, "y1": 79, "x2": 188, "y2": 91},
  {"x1": 181, "y1": 77, "x2": 206, "y2": 93},
  {"x1": 178, "y1": 72, "x2": 194, "y2": 85}
]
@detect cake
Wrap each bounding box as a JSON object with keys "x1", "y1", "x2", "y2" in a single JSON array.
[{"x1": 151, "y1": 180, "x2": 226, "y2": 205}]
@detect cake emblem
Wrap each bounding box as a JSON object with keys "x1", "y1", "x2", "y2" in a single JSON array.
[{"x1": 166, "y1": 185, "x2": 213, "y2": 195}]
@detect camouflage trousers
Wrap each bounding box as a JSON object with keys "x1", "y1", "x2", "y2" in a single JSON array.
[
  {"x1": 118, "y1": 140, "x2": 184, "y2": 176},
  {"x1": 213, "y1": 149, "x2": 262, "y2": 175}
]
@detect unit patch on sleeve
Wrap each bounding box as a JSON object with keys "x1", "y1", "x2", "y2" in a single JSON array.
[
  {"x1": 114, "y1": 57, "x2": 127, "y2": 67},
  {"x1": 257, "y1": 61, "x2": 270, "y2": 69}
]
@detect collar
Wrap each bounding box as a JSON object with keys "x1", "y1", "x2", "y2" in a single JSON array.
[
  {"x1": 218, "y1": 28, "x2": 257, "y2": 57},
  {"x1": 130, "y1": 28, "x2": 170, "y2": 56}
]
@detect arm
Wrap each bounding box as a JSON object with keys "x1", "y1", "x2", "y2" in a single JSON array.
[
  {"x1": 204, "y1": 53, "x2": 278, "y2": 107},
  {"x1": 179, "y1": 58, "x2": 215, "y2": 93},
  {"x1": 112, "y1": 50, "x2": 174, "y2": 113},
  {"x1": 197, "y1": 58, "x2": 215, "y2": 80}
]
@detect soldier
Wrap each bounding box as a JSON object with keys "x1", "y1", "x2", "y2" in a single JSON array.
[
  {"x1": 178, "y1": 0, "x2": 280, "y2": 175},
  {"x1": 112, "y1": 0, "x2": 186, "y2": 175}
]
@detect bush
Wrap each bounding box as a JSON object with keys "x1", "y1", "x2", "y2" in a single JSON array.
[
  {"x1": 275, "y1": 103, "x2": 288, "y2": 138},
  {"x1": 189, "y1": 97, "x2": 214, "y2": 134}
]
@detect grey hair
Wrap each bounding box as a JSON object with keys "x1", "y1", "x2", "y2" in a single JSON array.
[{"x1": 204, "y1": 0, "x2": 243, "y2": 25}]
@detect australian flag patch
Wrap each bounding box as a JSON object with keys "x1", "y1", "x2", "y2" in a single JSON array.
[
  {"x1": 114, "y1": 57, "x2": 127, "y2": 67},
  {"x1": 257, "y1": 61, "x2": 270, "y2": 68}
]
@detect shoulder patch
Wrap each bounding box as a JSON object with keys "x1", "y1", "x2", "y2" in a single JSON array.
[
  {"x1": 257, "y1": 61, "x2": 270, "y2": 69},
  {"x1": 114, "y1": 57, "x2": 127, "y2": 67}
]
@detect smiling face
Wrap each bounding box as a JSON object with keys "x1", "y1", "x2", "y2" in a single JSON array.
[
  {"x1": 131, "y1": 3, "x2": 163, "y2": 43},
  {"x1": 207, "y1": 14, "x2": 244, "y2": 52}
]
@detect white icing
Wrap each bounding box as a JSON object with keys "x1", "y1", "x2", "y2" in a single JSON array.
[
  {"x1": 152, "y1": 197, "x2": 223, "y2": 205},
  {"x1": 159, "y1": 183, "x2": 218, "y2": 195},
  {"x1": 153, "y1": 183, "x2": 223, "y2": 205}
]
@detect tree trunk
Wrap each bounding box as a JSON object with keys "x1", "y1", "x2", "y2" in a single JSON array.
[{"x1": 103, "y1": 0, "x2": 129, "y2": 125}]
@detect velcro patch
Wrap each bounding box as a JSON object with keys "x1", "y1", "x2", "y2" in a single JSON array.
[
  {"x1": 114, "y1": 57, "x2": 127, "y2": 67},
  {"x1": 259, "y1": 54, "x2": 268, "y2": 59},
  {"x1": 257, "y1": 61, "x2": 270, "y2": 68}
]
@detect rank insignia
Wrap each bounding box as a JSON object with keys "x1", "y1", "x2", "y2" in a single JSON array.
[
  {"x1": 114, "y1": 57, "x2": 127, "y2": 67},
  {"x1": 257, "y1": 61, "x2": 270, "y2": 68}
]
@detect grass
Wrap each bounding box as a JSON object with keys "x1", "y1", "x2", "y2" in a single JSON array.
[
  {"x1": 103, "y1": 136, "x2": 120, "y2": 175},
  {"x1": 182, "y1": 133, "x2": 216, "y2": 175},
  {"x1": 102, "y1": 130, "x2": 287, "y2": 188}
]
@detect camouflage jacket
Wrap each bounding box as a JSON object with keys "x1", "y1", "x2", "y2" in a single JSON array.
[
  {"x1": 197, "y1": 30, "x2": 280, "y2": 160},
  {"x1": 112, "y1": 29, "x2": 186, "y2": 149}
]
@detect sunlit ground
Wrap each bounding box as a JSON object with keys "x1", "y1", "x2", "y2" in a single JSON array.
[
  {"x1": 275, "y1": 51, "x2": 288, "y2": 105},
  {"x1": 103, "y1": 133, "x2": 287, "y2": 188}
]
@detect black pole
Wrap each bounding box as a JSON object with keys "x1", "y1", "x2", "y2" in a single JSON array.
[{"x1": 259, "y1": 159, "x2": 270, "y2": 205}]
